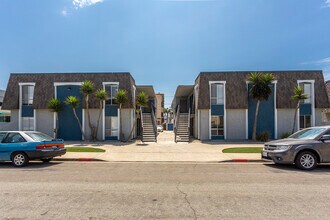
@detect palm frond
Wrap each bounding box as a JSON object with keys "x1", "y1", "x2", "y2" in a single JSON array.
[
  {"x1": 81, "y1": 80, "x2": 94, "y2": 95},
  {"x1": 65, "y1": 96, "x2": 80, "y2": 108}
]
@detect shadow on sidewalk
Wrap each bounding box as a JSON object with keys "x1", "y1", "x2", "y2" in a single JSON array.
[
  {"x1": 0, "y1": 161, "x2": 63, "y2": 169},
  {"x1": 264, "y1": 163, "x2": 330, "y2": 173}
]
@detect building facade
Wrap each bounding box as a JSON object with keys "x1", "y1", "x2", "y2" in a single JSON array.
[
  {"x1": 173, "y1": 71, "x2": 330, "y2": 141},
  {"x1": 1, "y1": 73, "x2": 157, "y2": 141},
  {"x1": 155, "y1": 93, "x2": 164, "y2": 125}
]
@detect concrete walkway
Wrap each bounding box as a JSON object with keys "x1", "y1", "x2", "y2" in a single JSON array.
[{"x1": 60, "y1": 131, "x2": 264, "y2": 162}]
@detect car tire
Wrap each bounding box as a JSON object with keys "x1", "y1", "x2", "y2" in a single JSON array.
[
  {"x1": 295, "y1": 151, "x2": 317, "y2": 170},
  {"x1": 41, "y1": 158, "x2": 53, "y2": 163},
  {"x1": 11, "y1": 152, "x2": 29, "y2": 167}
]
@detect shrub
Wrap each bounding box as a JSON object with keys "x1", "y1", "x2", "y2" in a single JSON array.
[
  {"x1": 256, "y1": 132, "x2": 270, "y2": 142},
  {"x1": 281, "y1": 132, "x2": 291, "y2": 139}
]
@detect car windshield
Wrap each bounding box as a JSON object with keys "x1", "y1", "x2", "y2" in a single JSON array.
[
  {"x1": 288, "y1": 128, "x2": 327, "y2": 139},
  {"x1": 26, "y1": 132, "x2": 53, "y2": 142}
]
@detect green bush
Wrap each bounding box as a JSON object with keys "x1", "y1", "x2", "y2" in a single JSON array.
[
  {"x1": 280, "y1": 132, "x2": 291, "y2": 139},
  {"x1": 256, "y1": 132, "x2": 270, "y2": 142}
]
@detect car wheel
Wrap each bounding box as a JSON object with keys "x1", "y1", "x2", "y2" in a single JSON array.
[
  {"x1": 41, "y1": 158, "x2": 53, "y2": 163},
  {"x1": 295, "y1": 151, "x2": 317, "y2": 170},
  {"x1": 11, "y1": 152, "x2": 29, "y2": 167}
]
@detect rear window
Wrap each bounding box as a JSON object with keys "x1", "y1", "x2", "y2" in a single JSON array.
[
  {"x1": 0, "y1": 133, "x2": 6, "y2": 142},
  {"x1": 26, "y1": 132, "x2": 53, "y2": 142}
]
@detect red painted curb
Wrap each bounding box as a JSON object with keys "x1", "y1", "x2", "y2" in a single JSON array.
[
  {"x1": 232, "y1": 159, "x2": 249, "y2": 162},
  {"x1": 78, "y1": 158, "x2": 97, "y2": 161}
]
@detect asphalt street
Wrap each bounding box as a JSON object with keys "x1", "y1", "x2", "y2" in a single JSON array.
[{"x1": 1, "y1": 162, "x2": 330, "y2": 220}]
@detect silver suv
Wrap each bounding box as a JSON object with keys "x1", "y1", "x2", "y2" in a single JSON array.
[{"x1": 262, "y1": 126, "x2": 330, "y2": 170}]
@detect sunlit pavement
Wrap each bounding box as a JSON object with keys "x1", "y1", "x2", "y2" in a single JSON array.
[{"x1": 1, "y1": 162, "x2": 330, "y2": 219}]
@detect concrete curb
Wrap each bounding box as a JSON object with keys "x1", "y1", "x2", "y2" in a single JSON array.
[
  {"x1": 221, "y1": 159, "x2": 264, "y2": 163},
  {"x1": 53, "y1": 158, "x2": 265, "y2": 163},
  {"x1": 53, "y1": 158, "x2": 106, "y2": 162}
]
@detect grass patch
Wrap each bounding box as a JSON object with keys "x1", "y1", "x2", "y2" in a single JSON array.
[
  {"x1": 65, "y1": 147, "x2": 105, "y2": 153},
  {"x1": 222, "y1": 147, "x2": 263, "y2": 153}
]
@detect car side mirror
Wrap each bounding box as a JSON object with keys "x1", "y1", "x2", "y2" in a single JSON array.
[{"x1": 320, "y1": 135, "x2": 330, "y2": 142}]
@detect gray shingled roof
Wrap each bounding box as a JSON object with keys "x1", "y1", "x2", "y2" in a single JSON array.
[
  {"x1": 2, "y1": 72, "x2": 136, "y2": 110},
  {"x1": 196, "y1": 70, "x2": 330, "y2": 109}
]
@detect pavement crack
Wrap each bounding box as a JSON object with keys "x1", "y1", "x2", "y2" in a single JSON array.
[
  {"x1": 176, "y1": 183, "x2": 197, "y2": 220},
  {"x1": 41, "y1": 210, "x2": 49, "y2": 216}
]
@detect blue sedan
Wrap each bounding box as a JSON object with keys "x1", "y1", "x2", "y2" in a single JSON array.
[{"x1": 0, "y1": 131, "x2": 66, "y2": 167}]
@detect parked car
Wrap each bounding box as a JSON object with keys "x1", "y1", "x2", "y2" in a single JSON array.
[
  {"x1": 0, "y1": 131, "x2": 66, "y2": 167},
  {"x1": 157, "y1": 125, "x2": 163, "y2": 132},
  {"x1": 262, "y1": 126, "x2": 330, "y2": 170}
]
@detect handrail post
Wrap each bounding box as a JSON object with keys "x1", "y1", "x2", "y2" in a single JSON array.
[
  {"x1": 188, "y1": 108, "x2": 191, "y2": 142},
  {"x1": 140, "y1": 107, "x2": 144, "y2": 142},
  {"x1": 174, "y1": 105, "x2": 180, "y2": 143},
  {"x1": 151, "y1": 103, "x2": 158, "y2": 142}
]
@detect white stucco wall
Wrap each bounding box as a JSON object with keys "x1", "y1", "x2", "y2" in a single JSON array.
[
  {"x1": 120, "y1": 109, "x2": 134, "y2": 141},
  {"x1": 226, "y1": 109, "x2": 247, "y2": 140},
  {"x1": 199, "y1": 109, "x2": 210, "y2": 141},
  {"x1": 315, "y1": 108, "x2": 330, "y2": 126},
  {"x1": 0, "y1": 110, "x2": 18, "y2": 131},
  {"x1": 193, "y1": 113, "x2": 198, "y2": 138},
  {"x1": 36, "y1": 109, "x2": 54, "y2": 137},
  {"x1": 277, "y1": 109, "x2": 296, "y2": 138},
  {"x1": 83, "y1": 109, "x2": 104, "y2": 141}
]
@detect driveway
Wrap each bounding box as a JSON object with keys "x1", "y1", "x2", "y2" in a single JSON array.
[{"x1": 62, "y1": 131, "x2": 264, "y2": 162}]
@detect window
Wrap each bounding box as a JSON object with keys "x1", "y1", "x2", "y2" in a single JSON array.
[
  {"x1": 105, "y1": 116, "x2": 118, "y2": 137},
  {"x1": 22, "y1": 117, "x2": 34, "y2": 131},
  {"x1": 300, "y1": 115, "x2": 311, "y2": 130},
  {"x1": 105, "y1": 84, "x2": 118, "y2": 105},
  {"x1": 26, "y1": 132, "x2": 53, "y2": 141},
  {"x1": 0, "y1": 116, "x2": 10, "y2": 122},
  {"x1": 22, "y1": 85, "x2": 34, "y2": 105},
  {"x1": 0, "y1": 133, "x2": 6, "y2": 142},
  {"x1": 211, "y1": 116, "x2": 224, "y2": 136},
  {"x1": 299, "y1": 83, "x2": 311, "y2": 104},
  {"x1": 211, "y1": 84, "x2": 224, "y2": 105},
  {"x1": 3, "y1": 133, "x2": 26, "y2": 143}
]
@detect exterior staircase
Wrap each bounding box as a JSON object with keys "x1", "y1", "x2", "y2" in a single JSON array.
[
  {"x1": 142, "y1": 113, "x2": 157, "y2": 142},
  {"x1": 175, "y1": 113, "x2": 190, "y2": 142}
]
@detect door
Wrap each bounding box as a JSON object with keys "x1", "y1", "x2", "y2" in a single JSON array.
[
  {"x1": 248, "y1": 84, "x2": 275, "y2": 139},
  {"x1": 57, "y1": 85, "x2": 83, "y2": 141}
]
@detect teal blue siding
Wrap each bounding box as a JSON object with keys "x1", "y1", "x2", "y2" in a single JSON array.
[
  {"x1": 57, "y1": 85, "x2": 83, "y2": 141},
  {"x1": 21, "y1": 105, "x2": 34, "y2": 117},
  {"x1": 211, "y1": 105, "x2": 224, "y2": 116},
  {"x1": 212, "y1": 135, "x2": 224, "y2": 140},
  {"x1": 248, "y1": 84, "x2": 275, "y2": 139},
  {"x1": 105, "y1": 136, "x2": 118, "y2": 140},
  {"x1": 105, "y1": 105, "x2": 118, "y2": 116},
  {"x1": 299, "y1": 103, "x2": 312, "y2": 116}
]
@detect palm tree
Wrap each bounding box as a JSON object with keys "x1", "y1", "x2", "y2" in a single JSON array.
[
  {"x1": 248, "y1": 72, "x2": 275, "y2": 141},
  {"x1": 65, "y1": 96, "x2": 86, "y2": 140},
  {"x1": 163, "y1": 108, "x2": 169, "y2": 123},
  {"x1": 114, "y1": 89, "x2": 128, "y2": 141},
  {"x1": 48, "y1": 98, "x2": 62, "y2": 139},
  {"x1": 291, "y1": 85, "x2": 308, "y2": 134},
  {"x1": 127, "y1": 91, "x2": 148, "y2": 141},
  {"x1": 81, "y1": 80, "x2": 95, "y2": 141},
  {"x1": 94, "y1": 89, "x2": 107, "y2": 141}
]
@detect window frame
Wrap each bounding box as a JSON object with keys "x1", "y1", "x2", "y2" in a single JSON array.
[
  {"x1": 211, "y1": 115, "x2": 224, "y2": 136},
  {"x1": 104, "y1": 84, "x2": 119, "y2": 105},
  {"x1": 2, "y1": 132, "x2": 26, "y2": 144},
  {"x1": 210, "y1": 83, "x2": 224, "y2": 105},
  {"x1": 299, "y1": 115, "x2": 311, "y2": 130},
  {"x1": 105, "y1": 116, "x2": 119, "y2": 137},
  {"x1": 21, "y1": 85, "x2": 35, "y2": 106}
]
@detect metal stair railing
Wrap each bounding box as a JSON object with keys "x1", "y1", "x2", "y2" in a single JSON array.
[
  {"x1": 151, "y1": 103, "x2": 158, "y2": 142},
  {"x1": 174, "y1": 105, "x2": 180, "y2": 143},
  {"x1": 140, "y1": 107, "x2": 144, "y2": 142},
  {"x1": 187, "y1": 108, "x2": 191, "y2": 142}
]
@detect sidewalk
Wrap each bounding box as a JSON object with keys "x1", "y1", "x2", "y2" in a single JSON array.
[{"x1": 58, "y1": 131, "x2": 264, "y2": 163}]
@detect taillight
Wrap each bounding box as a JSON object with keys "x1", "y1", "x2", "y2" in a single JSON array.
[{"x1": 36, "y1": 144, "x2": 64, "y2": 149}]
